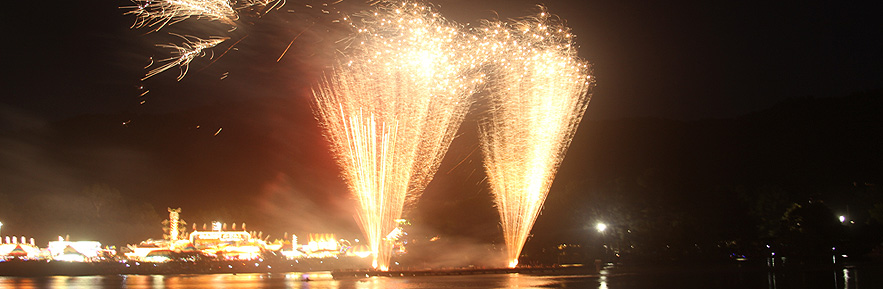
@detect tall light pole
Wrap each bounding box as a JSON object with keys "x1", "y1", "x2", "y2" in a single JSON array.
[{"x1": 594, "y1": 222, "x2": 609, "y2": 270}]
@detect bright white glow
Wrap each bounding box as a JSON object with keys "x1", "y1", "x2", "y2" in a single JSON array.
[
  {"x1": 169, "y1": 208, "x2": 181, "y2": 241},
  {"x1": 0, "y1": 243, "x2": 41, "y2": 258},
  {"x1": 313, "y1": 1, "x2": 591, "y2": 270},
  {"x1": 47, "y1": 241, "x2": 102, "y2": 261},
  {"x1": 54, "y1": 253, "x2": 87, "y2": 262},
  {"x1": 839, "y1": 215, "x2": 846, "y2": 223},
  {"x1": 190, "y1": 231, "x2": 250, "y2": 248},
  {"x1": 477, "y1": 9, "x2": 592, "y2": 268},
  {"x1": 313, "y1": 1, "x2": 476, "y2": 271},
  {"x1": 596, "y1": 223, "x2": 608, "y2": 233},
  {"x1": 280, "y1": 249, "x2": 305, "y2": 259}
]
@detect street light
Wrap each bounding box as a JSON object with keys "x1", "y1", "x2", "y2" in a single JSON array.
[{"x1": 596, "y1": 222, "x2": 608, "y2": 233}]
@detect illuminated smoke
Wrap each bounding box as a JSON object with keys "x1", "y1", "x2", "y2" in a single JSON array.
[
  {"x1": 313, "y1": 1, "x2": 480, "y2": 271},
  {"x1": 476, "y1": 10, "x2": 593, "y2": 268},
  {"x1": 122, "y1": 0, "x2": 594, "y2": 270}
]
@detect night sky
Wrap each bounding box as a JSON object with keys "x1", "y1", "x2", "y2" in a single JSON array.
[{"x1": 1, "y1": 0, "x2": 882, "y2": 249}]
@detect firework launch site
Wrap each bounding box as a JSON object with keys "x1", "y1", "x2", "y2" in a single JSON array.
[{"x1": 0, "y1": 208, "x2": 600, "y2": 277}]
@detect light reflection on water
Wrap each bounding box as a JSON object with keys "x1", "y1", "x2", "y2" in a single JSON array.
[
  {"x1": 0, "y1": 273, "x2": 596, "y2": 289},
  {"x1": 0, "y1": 267, "x2": 879, "y2": 289},
  {"x1": 598, "y1": 274, "x2": 608, "y2": 289},
  {"x1": 0, "y1": 272, "x2": 341, "y2": 289}
]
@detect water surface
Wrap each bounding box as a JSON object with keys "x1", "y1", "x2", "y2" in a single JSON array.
[{"x1": 1, "y1": 266, "x2": 879, "y2": 288}]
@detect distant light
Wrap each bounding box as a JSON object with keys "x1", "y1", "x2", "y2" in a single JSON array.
[
  {"x1": 839, "y1": 215, "x2": 846, "y2": 223},
  {"x1": 596, "y1": 223, "x2": 608, "y2": 233}
]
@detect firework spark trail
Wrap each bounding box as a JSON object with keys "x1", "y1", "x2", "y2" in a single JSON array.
[
  {"x1": 126, "y1": 0, "x2": 239, "y2": 32},
  {"x1": 144, "y1": 34, "x2": 229, "y2": 81},
  {"x1": 476, "y1": 10, "x2": 593, "y2": 268},
  {"x1": 313, "y1": 0, "x2": 480, "y2": 271},
  {"x1": 239, "y1": 0, "x2": 285, "y2": 11}
]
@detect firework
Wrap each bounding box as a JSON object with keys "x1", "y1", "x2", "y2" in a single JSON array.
[
  {"x1": 313, "y1": 1, "x2": 479, "y2": 271},
  {"x1": 126, "y1": 0, "x2": 239, "y2": 32},
  {"x1": 476, "y1": 10, "x2": 593, "y2": 268},
  {"x1": 239, "y1": 0, "x2": 284, "y2": 11},
  {"x1": 143, "y1": 34, "x2": 229, "y2": 81}
]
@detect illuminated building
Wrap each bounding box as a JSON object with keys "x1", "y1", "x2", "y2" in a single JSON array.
[
  {"x1": 189, "y1": 230, "x2": 261, "y2": 259},
  {"x1": 126, "y1": 240, "x2": 166, "y2": 261},
  {"x1": 47, "y1": 238, "x2": 104, "y2": 262},
  {"x1": 123, "y1": 208, "x2": 373, "y2": 263},
  {"x1": 0, "y1": 236, "x2": 41, "y2": 260},
  {"x1": 167, "y1": 208, "x2": 182, "y2": 241},
  {"x1": 305, "y1": 234, "x2": 338, "y2": 259}
]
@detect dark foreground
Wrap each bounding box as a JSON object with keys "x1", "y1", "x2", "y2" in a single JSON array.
[
  {"x1": 2, "y1": 258, "x2": 883, "y2": 288},
  {"x1": 1, "y1": 264, "x2": 882, "y2": 289},
  {"x1": 332, "y1": 265, "x2": 594, "y2": 278}
]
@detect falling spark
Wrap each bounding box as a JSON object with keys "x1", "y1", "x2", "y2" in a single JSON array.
[
  {"x1": 199, "y1": 34, "x2": 248, "y2": 71},
  {"x1": 277, "y1": 24, "x2": 314, "y2": 62},
  {"x1": 313, "y1": 0, "x2": 479, "y2": 271},
  {"x1": 124, "y1": 0, "x2": 284, "y2": 79},
  {"x1": 214, "y1": 127, "x2": 223, "y2": 136},
  {"x1": 143, "y1": 34, "x2": 229, "y2": 81},
  {"x1": 144, "y1": 57, "x2": 154, "y2": 69},
  {"x1": 239, "y1": 0, "x2": 285, "y2": 11},
  {"x1": 126, "y1": 0, "x2": 239, "y2": 32},
  {"x1": 476, "y1": 9, "x2": 593, "y2": 268}
]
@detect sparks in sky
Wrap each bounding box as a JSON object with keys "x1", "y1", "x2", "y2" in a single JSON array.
[
  {"x1": 143, "y1": 34, "x2": 229, "y2": 81},
  {"x1": 125, "y1": 0, "x2": 287, "y2": 80},
  {"x1": 475, "y1": 10, "x2": 593, "y2": 268},
  {"x1": 313, "y1": 0, "x2": 480, "y2": 271},
  {"x1": 126, "y1": 0, "x2": 239, "y2": 32},
  {"x1": 122, "y1": 0, "x2": 594, "y2": 270}
]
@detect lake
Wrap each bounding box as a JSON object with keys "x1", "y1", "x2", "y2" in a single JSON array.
[{"x1": 0, "y1": 265, "x2": 880, "y2": 288}]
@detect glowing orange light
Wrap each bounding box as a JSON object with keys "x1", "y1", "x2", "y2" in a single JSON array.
[
  {"x1": 313, "y1": 1, "x2": 476, "y2": 271},
  {"x1": 476, "y1": 9, "x2": 593, "y2": 268}
]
